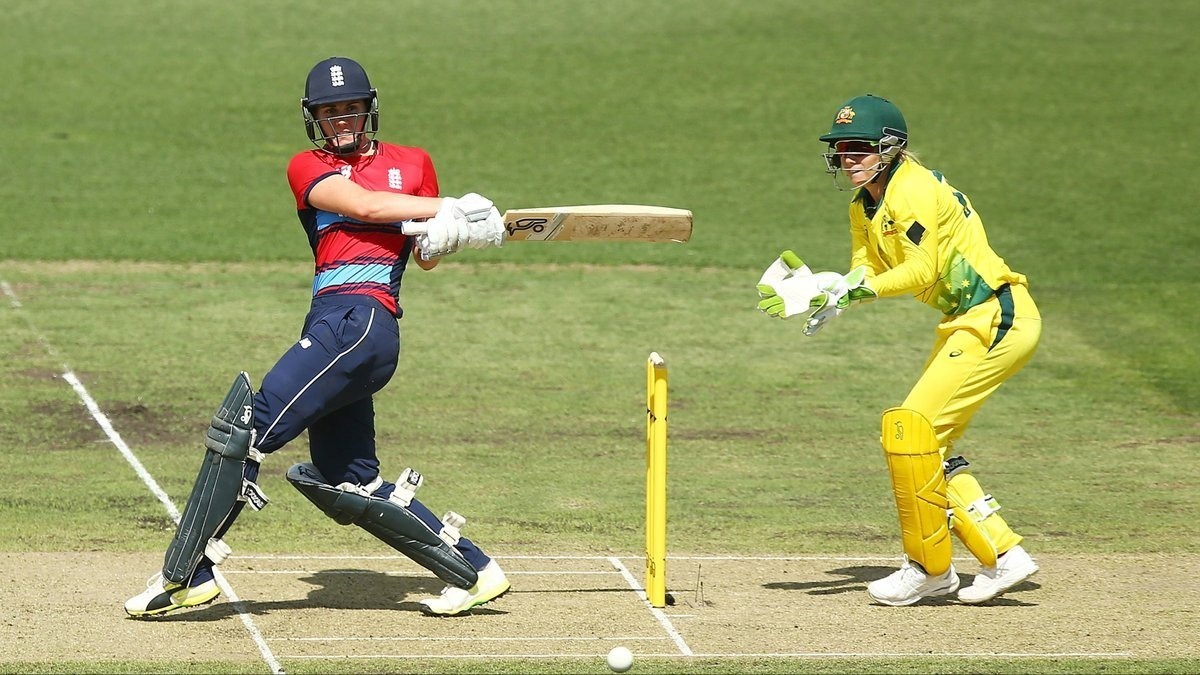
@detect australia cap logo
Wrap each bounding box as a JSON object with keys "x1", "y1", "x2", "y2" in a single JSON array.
[{"x1": 834, "y1": 105, "x2": 856, "y2": 124}]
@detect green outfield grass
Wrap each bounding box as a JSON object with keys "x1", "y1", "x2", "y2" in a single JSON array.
[{"x1": 2, "y1": 1, "x2": 1198, "y2": 673}]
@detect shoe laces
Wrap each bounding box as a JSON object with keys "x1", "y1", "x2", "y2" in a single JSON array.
[
  {"x1": 438, "y1": 584, "x2": 470, "y2": 600},
  {"x1": 979, "y1": 549, "x2": 1021, "y2": 578},
  {"x1": 895, "y1": 558, "x2": 924, "y2": 580},
  {"x1": 143, "y1": 572, "x2": 165, "y2": 590},
  {"x1": 899, "y1": 566, "x2": 926, "y2": 585}
]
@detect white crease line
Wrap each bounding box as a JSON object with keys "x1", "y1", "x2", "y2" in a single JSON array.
[
  {"x1": 492, "y1": 570, "x2": 615, "y2": 575},
  {"x1": 1, "y1": 280, "x2": 22, "y2": 307},
  {"x1": 61, "y1": 373, "x2": 182, "y2": 522},
  {"x1": 688, "y1": 652, "x2": 1137, "y2": 658},
  {"x1": 608, "y1": 556, "x2": 693, "y2": 656},
  {"x1": 283, "y1": 653, "x2": 643, "y2": 660},
  {"x1": 235, "y1": 554, "x2": 620, "y2": 560},
  {"x1": 281, "y1": 651, "x2": 1135, "y2": 660},
  {"x1": 2, "y1": 279, "x2": 284, "y2": 675},
  {"x1": 667, "y1": 555, "x2": 903, "y2": 561},
  {"x1": 223, "y1": 569, "x2": 613, "y2": 576},
  {"x1": 272, "y1": 636, "x2": 668, "y2": 642},
  {"x1": 232, "y1": 554, "x2": 908, "y2": 561}
]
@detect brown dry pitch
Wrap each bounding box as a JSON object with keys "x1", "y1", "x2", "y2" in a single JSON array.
[{"x1": 1, "y1": 551, "x2": 1196, "y2": 670}]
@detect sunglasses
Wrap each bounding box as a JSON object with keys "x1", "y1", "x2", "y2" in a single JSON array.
[{"x1": 831, "y1": 140, "x2": 879, "y2": 154}]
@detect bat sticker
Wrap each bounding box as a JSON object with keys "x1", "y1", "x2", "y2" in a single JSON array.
[{"x1": 506, "y1": 217, "x2": 548, "y2": 235}]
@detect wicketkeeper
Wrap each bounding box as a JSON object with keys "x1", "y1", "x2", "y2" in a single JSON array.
[
  {"x1": 126, "y1": 57, "x2": 510, "y2": 618},
  {"x1": 756, "y1": 94, "x2": 1041, "y2": 606}
]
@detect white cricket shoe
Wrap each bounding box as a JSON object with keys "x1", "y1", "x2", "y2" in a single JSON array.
[
  {"x1": 124, "y1": 572, "x2": 220, "y2": 617},
  {"x1": 867, "y1": 556, "x2": 959, "y2": 606},
  {"x1": 419, "y1": 560, "x2": 510, "y2": 616},
  {"x1": 958, "y1": 544, "x2": 1039, "y2": 604}
]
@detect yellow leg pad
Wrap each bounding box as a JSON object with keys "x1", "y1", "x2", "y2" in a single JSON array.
[
  {"x1": 946, "y1": 472, "x2": 1022, "y2": 558},
  {"x1": 880, "y1": 408, "x2": 952, "y2": 576}
]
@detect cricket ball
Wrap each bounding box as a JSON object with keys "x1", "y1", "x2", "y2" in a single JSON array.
[{"x1": 606, "y1": 645, "x2": 634, "y2": 673}]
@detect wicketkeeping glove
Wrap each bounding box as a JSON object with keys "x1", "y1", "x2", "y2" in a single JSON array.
[
  {"x1": 808, "y1": 266, "x2": 877, "y2": 312},
  {"x1": 756, "y1": 250, "x2": 845, "y2": 320},
  {"x1": 802, "y1": 266, "x2": 876, "y2": 336},
  {"x1": 758, "y1": 249, "x2": 811, "y2": 288}
]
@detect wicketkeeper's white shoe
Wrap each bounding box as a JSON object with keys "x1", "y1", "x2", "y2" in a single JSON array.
[
  {"x1": 867, "y1": 556, "x2": 959, "y2": 606},
  {"x1": 958, "y1": 544, "x2": 1039, "y2": 604},
  {"x1": 419, "y1": 560, "x2": 510, "y2": 616}
]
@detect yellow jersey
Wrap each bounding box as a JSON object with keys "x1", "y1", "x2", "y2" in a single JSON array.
[{"x1": 847, "y1": 157, "x2": 1026, "y2": 315}]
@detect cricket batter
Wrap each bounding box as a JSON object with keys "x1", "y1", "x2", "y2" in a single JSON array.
[
  {"x1": 756, "y1": 94, "x2": 1041, "y2": 606},
  {"x1": 126, "y1": 57, "x2": 511, "y2": 617}
]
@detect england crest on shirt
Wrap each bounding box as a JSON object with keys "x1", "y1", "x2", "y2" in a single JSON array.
[{"x1": 388, "y1": 168, "x2": 403, "y2": 190}]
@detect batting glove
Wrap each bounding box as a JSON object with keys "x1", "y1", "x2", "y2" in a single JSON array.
[
  {"x1": 446, "y1": 192, "x2": 495, "y2": 223},
  {"x1": 416, "y1": 205, "x2": 469, "y2": 260},
  {"x1": 463, "y1": 207, "x2": 505, "y2": 250}
]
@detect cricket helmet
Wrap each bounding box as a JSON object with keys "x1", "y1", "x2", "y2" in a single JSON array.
[
  {"x1": 820, "y1": 94, "x2": 908, "y2": 189},
  {"x1": 819, "y1": 93, "x2": 907, "y2": 145},
  {"x1": 301, "y1": 56, "x2": 379, "y2": 154}
]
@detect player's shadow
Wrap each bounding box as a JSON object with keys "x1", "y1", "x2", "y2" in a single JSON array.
[
  {"x1": 763, "y1": 565, "x2": 894, "y2": 596},
  {"x1": 141, "y1": 569, "x2": 509, "y2": 622},
  {"x1": 763, "y1": 565, "x2": 1039, "y2": 606}
]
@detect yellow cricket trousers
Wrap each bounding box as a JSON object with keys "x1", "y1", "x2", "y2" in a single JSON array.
[{"x1": 901, "y1": 283, "x2": 1042, "y2": 455}]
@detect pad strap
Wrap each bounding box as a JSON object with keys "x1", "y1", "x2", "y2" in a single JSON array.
[
  {"x1": 969, "y1": 495, "x2": 1001, "y2": 520},
  {"x1": 439, "y1": 512, "x2": 466, "y2": 547},
  {"x1": 390, "y1": 468, "x2": 423, "y2": 507},
  {"x1": 205, "y1": 538, "x2": 232, "y2": 565}
]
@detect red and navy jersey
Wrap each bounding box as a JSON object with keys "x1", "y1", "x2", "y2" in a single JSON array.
[{"x1": 286, "y1": 142, "x2": 439, "y2": 316}]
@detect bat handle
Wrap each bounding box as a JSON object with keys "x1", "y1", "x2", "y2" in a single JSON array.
[{"x1": 401, "y1": 221, "x2": 428, "y2": 236}]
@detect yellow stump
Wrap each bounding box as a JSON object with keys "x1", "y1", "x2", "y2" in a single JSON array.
[{"x1": 645, "y1": 352, "x2": 668, "y2": 607}]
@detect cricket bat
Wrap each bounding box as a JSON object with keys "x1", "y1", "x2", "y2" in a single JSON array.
[{"x1": 403, "y1": 205, "x2": 693, "y2": 242}]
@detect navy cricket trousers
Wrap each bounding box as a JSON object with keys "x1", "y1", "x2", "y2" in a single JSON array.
[
  {"x1": 253, "y1": 295, "x2": 397, "y2": 485},
  {"x1": 247, "y1": 294, "x2": 489, "y2": 569}
]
